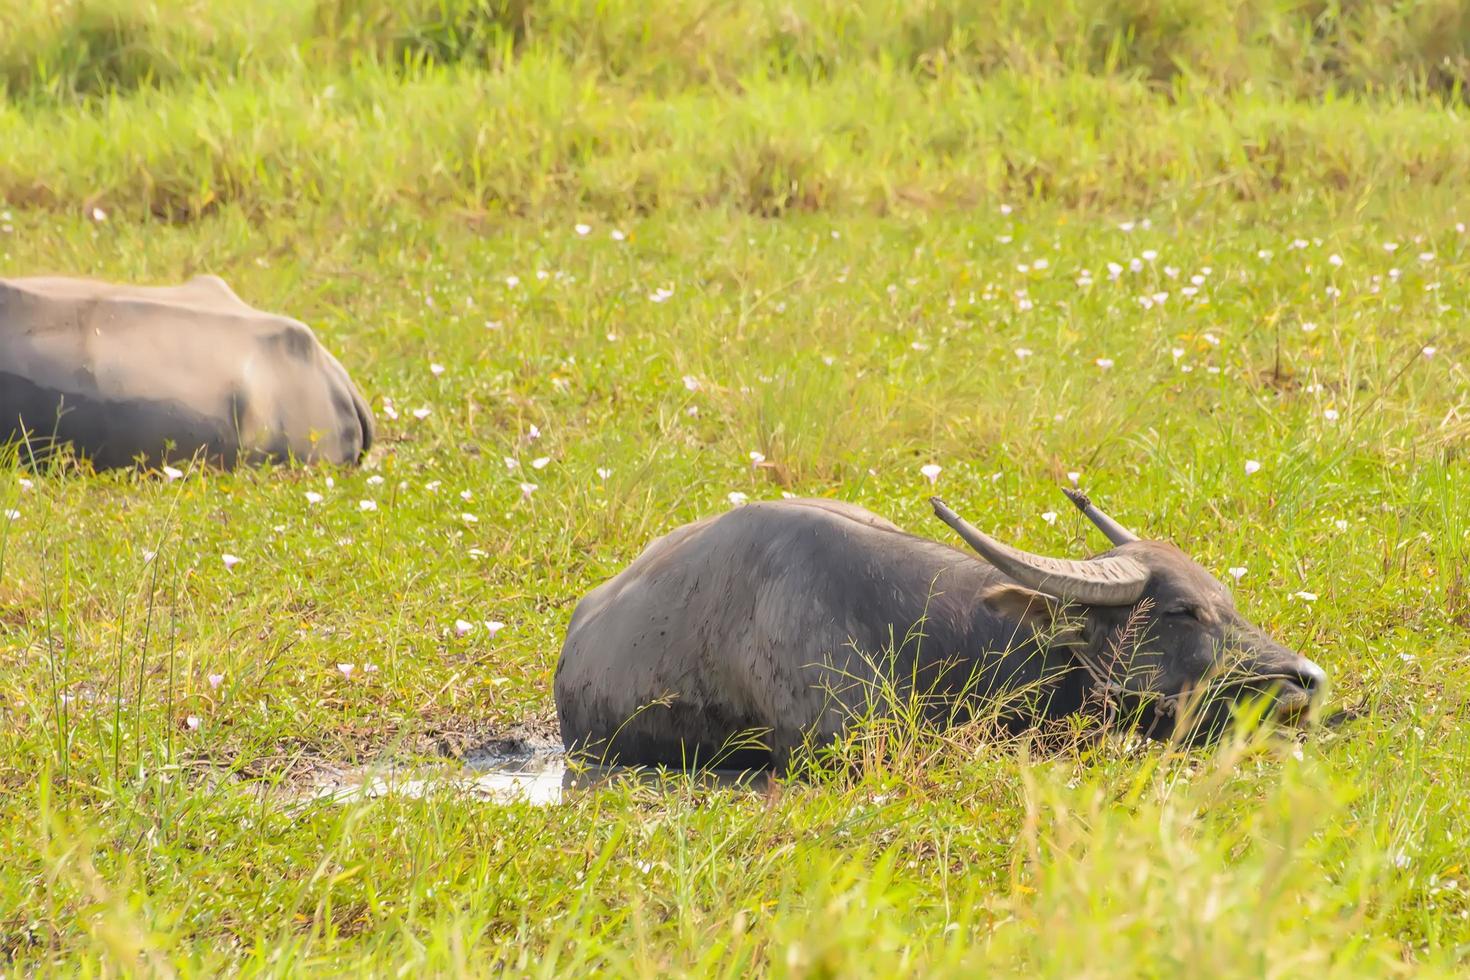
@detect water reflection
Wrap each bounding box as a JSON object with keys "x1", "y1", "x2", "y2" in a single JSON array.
[{"x1": 311, "y1": 747, "x2": 771, "y2": 806}]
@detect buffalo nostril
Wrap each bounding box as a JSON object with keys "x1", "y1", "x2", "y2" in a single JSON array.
[{"x1": 1292, "y1": 659, "x2": 1326, "y2": 695}]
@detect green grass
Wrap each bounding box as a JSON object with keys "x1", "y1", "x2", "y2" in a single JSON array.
[{"x1": 3, "y1": 0, "x2": 1470, "y2": 974}]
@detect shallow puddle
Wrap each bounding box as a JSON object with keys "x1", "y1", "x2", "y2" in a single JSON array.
[{"x1": 308, "y1": 745, "x2": 771, "y2": 806}]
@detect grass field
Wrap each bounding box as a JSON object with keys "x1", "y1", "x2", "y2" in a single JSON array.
[{"x1": 3, "y1": 0, "x2": 1470, "y2": 974}]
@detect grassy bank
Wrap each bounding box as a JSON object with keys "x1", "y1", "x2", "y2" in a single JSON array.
[{"x1": 2, "y1": 0, "x2": 1470, "y2": 974}]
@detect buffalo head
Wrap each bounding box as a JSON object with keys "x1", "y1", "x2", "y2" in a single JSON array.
[{"x1": 931, "y1": 491, "x2": 1326, "y2": 743}]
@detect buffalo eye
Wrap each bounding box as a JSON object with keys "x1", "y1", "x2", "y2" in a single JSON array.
[{"x1": 1166, "y1": 605, "x2": 1202, "y2": 621}]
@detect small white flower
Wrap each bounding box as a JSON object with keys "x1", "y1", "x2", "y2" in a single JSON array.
[
  {"x1": 1323, "y1": 408, "x2": 1339, "y2": 421},
  {"x1": 411, "y1": 407, "x2": 431, "y2": 421},
  {"x1": 367, "y1": 475, "x2": 384, "y2": 485},
  {"x1": 486, "y1": 621, "x2": 505, "y2": 636},
  {"x1": 1244, "y1": 460, "x2": 1262, "y2": 475},
  {"x1": 221, "y1": 553, "x2": 241, "y2": 571},
  {"x1": 1033, "y1": 258, "x2": 1049, "y2": 270},
  {"x1": 574, "y1": 223, "x2": 591, "y2": 236},
  {"x1": 650, "y1": 287, "x2": 675, "y2": 303},
  {"x1": 1106, "y1": 261, "x2": 1123, "y2": 278},
  {"x1": 358, "y1": 499, "x2": 378, "y2": 512},
  {"x1": 461, "y1": 512, "x2": 479, "y2": 523},
  {"x1": 531, "y1": 457, "x2": 550, "y2": 470},
  {"x1": 611, "y1": 229, "x2": 626, "y2": 241},
  {"x1": 3, "y1": 508, "x2": 19, "y2": 521},
  {"x1": 1301, "y1": 322, "x2": 1317, "y2": 333},
  {"x1": 1015, "y1": 348, "x2": 1034, "y2": 359},
  {"x1": 1066, "y1": 471, "x2": 1081, "y2": 486},
  {"x1": 91, "y1": 207, "x2": 107, "y2": 222},
  {"x1": 1334, "y1": 519, "x2": 1349, "y2": 532},
  {"x1": 1095, "y1": 357, "x2": 1114, "y2": 370},
  {"x1": 207, "y1": 673, "x2": 225, "y2": 690},
  {"x1": 363, "y1": 663, "x2": 379, "y2": 674},
  {"x1": 17, "y1": 478, "x2": 32, "y2": 491},
  {"x1": 1328, "y1": 254, "x2": 1343, "y2": 267},
  {"x1": 336, "y1": 663, "x2": 355, "y2": 679},
  {"x1": 1119, "y1": 221, "x2": 1135, "y2": 232},
  {"x1": 1203, "y1": 333, "x2": 1219, "y2": 347},
  {"x1": 505, "y1": 275, "x2": 520, "y2": 288},
  {"x1": 162, "y1": 465, "x2": 184, "y2": 481},
  {"x1": 1422, "y1": 346, "x2": 1437, "y2": 358},
  {"x1": 1171, "y1": 347, "x2": 1185, "y2": 361},
  {"x1": 920, "y1": 464, "x2": 942, "y2": 484},
  {"x1": 300, "y1": 490, "x2": 324, "y2": 507},
  {"x1": 185, "y1": 715, "x2": 200, "y2": 730},
  {"x1": 1141, "y1": 249, "x2": 1158, "y2": 262},
  {"x1": 1293, "y1": 591, "x2": 1318, "y2": 602},
  {"x1": 460, "y1": 489, "x2": 473, "y2": 501},
  {"x1": 519, "y1": 483, "x2": 537, "y2": 499},
  {"x1": 142, "y1": 550, "x2": 156, "y2": 563},
  {"x1": 430, "y1": 362, "x2": 445, "y2": 377},
  {"x1": 682, "y1": 375, "x2": 701, "y2": 392},
  {"x1": 1418, "y1": 252, "x2": 1434, "y2": 263},
  {"x1": 596, "y1": 467, "x2": 612, "y2": 480},
  {"x1": 1041, "y1": 511, "x2": 1058, "y2": 525},
  {"x1": 454, "y1": 619, "x2": 474, "y2": 638},
  {"x1": 1228, "y1": 566, "x2": 1246, "y2": 582},
  {"x1": 749, "y1": 451, "x2": 766, "y2": 466},
  {"x1": 727, "y1": 492, "x2": 749, "y2": 505}
]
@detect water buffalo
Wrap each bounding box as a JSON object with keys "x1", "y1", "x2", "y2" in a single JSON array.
[
  {"x1": 554, "y1": 491, "x2": 1326, "y2": 769},
  {"x1": 1, "y1": 275, "x2": 372, "y2": 470}
]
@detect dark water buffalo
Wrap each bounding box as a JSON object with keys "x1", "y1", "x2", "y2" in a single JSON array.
[
  {"x1": 0, "y1": 275, "x2": 372, "y2": 470},
  {"x1": 554, "y1": 492, "x2": 1326, "y2": 769}
]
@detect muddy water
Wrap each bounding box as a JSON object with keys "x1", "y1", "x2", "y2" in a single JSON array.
[{"x1": 308, "y1": 745, "x2": 771, "y2": 806}]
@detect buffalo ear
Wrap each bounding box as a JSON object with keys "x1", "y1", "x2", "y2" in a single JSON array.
[{"x1": 980, "y1": 583, "x2": 1064, "y2": 630}]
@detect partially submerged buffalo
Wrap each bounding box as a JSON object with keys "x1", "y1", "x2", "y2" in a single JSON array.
[
  {"x1": 555, "y1": 492, "x2": 1326, "y2": 769},
  {"x1": 0, "y1": 275, "x2": 372, "y2": 470}
]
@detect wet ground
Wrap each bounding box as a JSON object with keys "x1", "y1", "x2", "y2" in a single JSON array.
[{"x1": 303, "y1": 730, "x2": 771, "y2": 806}]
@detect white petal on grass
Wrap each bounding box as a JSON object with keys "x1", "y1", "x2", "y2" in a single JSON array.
[
  {"x1": 611, "y1": 229, "x2": 626, "y2": 241},
  {"x1": 1323, "y1": 408, "x2": 1339, "y2": 421},
  {"x1": 919, "y1": 463, "x2": 942, "y2": 484},
  {"x1": 505, "y1": 275, "x2": 520, "y2": 288},
  {"x1": 425, "y1": 481, "x2": 442, "y2": 492},
  {"x1": 1041, "y1": 511, "x2": 1058, "y2": 525},
  {"x1": 1334, "y1": 519, "x2": 1349, "y2": 532},
  {"x1": 749, "y1": 451, "x2": 766, "y2": 466},
  {"x1": 682, "y1": 375, "x2": 702, "y2": 392},
  {"x1": 3, "y1": 508, "x2": 19, "y2": 521},
  {"x1": 358, "y1": 499, "x2": 378, "y2": 512},
  {"x1": 727, "y1": 492, "x2": 749, "y2": 506},
  {"x1": 337, "y1": 663, "x2": 356, "y2": 679},
  {"x1": 1014, "y1": 348, "x2": 1033, "y2": 359},
  {"x1": 430, "y1": 362, "x2": 445, "y2": 377},
  {"x1": 1067, "y1": 471, "x2": 1081, "y2": 486},
  {"x1": 519, "y1": 483, "x2": 537, "y2": 499},
  {"x1": 185, "y1": 715, "x2": 200, "y2": 730},
  {"x1": 1243, "y1": 460, "x2": 1262, "y2": 475},
  {"x1": 1228, "y1": 566, "x2": 1246, "y2": 583},
  {"x1": 162, "y1": 465, "x2": 184, "y2": 481},
  {"x1": 91, "y1": 207, "x2": 107, "y2": 222},
  {"x1": 142, "y1": 550, "x2": 156, "y2": 563},
  {"x1": 222, "y1": 553, "x2": 241, "y2": 571},
  {"x1": 412, "y1": 407, "x2": 431, "y2": 420},
  {"x1": 596, "y1": 467, "x2": 612, "y2": 480},
  {"x1": 504, "y1": 457, "x2": 519, "y2": 470},
  {"x1": 460, "y1": 489, "x2": 473, "y2": 501},
  {"x1": 1293, "y1": 591, "x2": 1318, "y2": 602},
  {"x1": 531, "y1": 457, "x2": 551, "y2": 470},
  {"x1": 367, "y1": 475, "x2": 384, "y2": 485},
  {"x1": 1328, "y1": 254, "x2": 1343, "y2": 267},
  {"x1": 17, "y1": 478, "x2": 32, "y2": 491},
  {"x1": 1422, "y1": 346, "x2": 1437, "y2": 358},
  {"x1": 304, "y1": 491, "x2": 324, "y2": 504},
  {"x1": 574, "y1": 223, "x2": 591, "y2": 236},
  {"x1": 461, "y1": 513, "x2": 479, "y2": 524},
  {"x1": 207, "y1": 673, "x2": 224, "y2": 691},
  {"x1": 1096, "y1": 357, "x2": 1115, "y2": 370}
]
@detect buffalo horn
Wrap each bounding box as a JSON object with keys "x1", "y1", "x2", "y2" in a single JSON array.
[
  {"x1": 1060, "y1": 487, "x2": 1140, "y2": 545},
  {"x1": 930, "y1": 497, "x2": 1148, "y2": 606}
]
